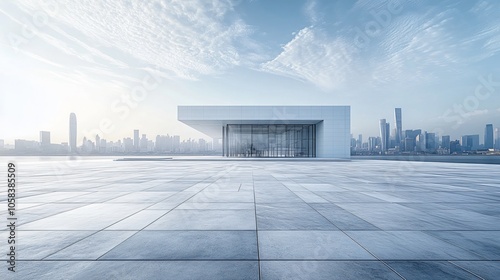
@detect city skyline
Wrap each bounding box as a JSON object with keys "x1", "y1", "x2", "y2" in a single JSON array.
[
  {"x1": 1, "y1": 0, "x2": 500, "y2": 144},
  {"x1": 1, "y1": 107, "x2": 499, "y2": 145},
  {"x1": 2, "y1": 108, "x2": 499, "y2": 156}
]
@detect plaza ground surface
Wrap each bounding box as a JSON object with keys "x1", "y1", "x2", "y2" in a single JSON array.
[{"x1": 1, "y1": 157, "x2": 500, "y2": 279}]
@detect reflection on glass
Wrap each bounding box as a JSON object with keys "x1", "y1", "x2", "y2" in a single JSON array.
[{"x1": 223, "y1": 124, "x2": 316, "y2": 157}]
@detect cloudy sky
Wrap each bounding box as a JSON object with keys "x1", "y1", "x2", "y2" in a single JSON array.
[{"x1": 1, "y1": 0, "x2": 500, "y2": 144}]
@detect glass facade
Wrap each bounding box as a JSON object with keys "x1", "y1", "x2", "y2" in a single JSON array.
[{"x1": 223, "y1": 124, "x2": 316, "y2": 157}]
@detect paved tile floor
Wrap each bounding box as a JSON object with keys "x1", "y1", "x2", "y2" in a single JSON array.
[{"x1": 1, "y1": 158, "x2": 500, "y2": 279}]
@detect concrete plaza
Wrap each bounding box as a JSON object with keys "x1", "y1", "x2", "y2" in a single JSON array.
[{"x1": 1, "y1": 158, "x2": 500, "y2": 279}]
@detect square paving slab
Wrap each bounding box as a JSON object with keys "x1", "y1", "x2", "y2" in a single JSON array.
[{"x1": 1, "y1": 158, "x2": 499, "y2": 279}]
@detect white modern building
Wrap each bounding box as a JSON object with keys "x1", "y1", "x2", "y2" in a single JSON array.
[{"x1": 178, "y1": 106, "x2": 350, "y2": 158}]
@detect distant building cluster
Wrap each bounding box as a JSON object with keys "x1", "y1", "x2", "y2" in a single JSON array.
[
  {"x1": 80, "y1": 132, "x2": 215, "y2": 154},
  {"x1": 351, "y1": 108, "x2": 500, "y2": 155},
  {"x1": 0, "y1": 113, "x2": 220, "y2": 155},
  {"x1": 2, "y1": 110, "x2": 499, "y2": 157}
]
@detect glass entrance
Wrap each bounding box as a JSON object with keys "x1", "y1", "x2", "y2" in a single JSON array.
[{"x1": 223, "y1": 124, "x2": 316, "y2": 157}]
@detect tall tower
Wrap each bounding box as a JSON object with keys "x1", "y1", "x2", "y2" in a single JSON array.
[
  {"x1": 134, "y1": 130, "x2": 140, "y2": 151},
  {"x1": 69, "y1": 113, "x2": 77, "y2": 153},
  {"x1": 495, "y1": 128, "x2": 500, "y2": 150},
  {"x1": 484, "y1": 124, "x2": 494, "y2": 149},
  {"x1": 394, "y1": 108, "x2": 402, "y2": 146},
  {"x1": 379, "y1": 119, "x2": 389, "y2": 153},
  {"x1": 95, "y1": 134, "x2": 101, "y2": 153}
]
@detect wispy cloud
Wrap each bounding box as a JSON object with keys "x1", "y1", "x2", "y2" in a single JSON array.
[
  {"x1": 463, "y1": 109, "x2": 489, "y2": 118},
  {"x1": 470, "y1": 0, "x2": 495, "y2": 15},
  {"x1": 370, "y1": 8, "x2": 463, "y2": 85},
  {"x1": 8, "y1": 0, "x2": 251, "y2": 82},
  {"x1": 262, "y1": 0, "x2": 500, "y2": 91},
  {"x1": 261, "y1": 27, "x2": 354, "y2": 91},
  {"x1": 4, "y1": 0, "x2": 500, "y2": 93},
  {"x1": 304, "y1": 0, "x2": 321, "y2": 25}
]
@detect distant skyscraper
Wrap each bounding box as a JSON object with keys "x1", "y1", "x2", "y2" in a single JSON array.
[
  {"x1": 404, "y1": 138, "x2": 415, "y2": 152},
  {"x1": 379, "y1": 119, "x2": 390, "y2": 153},
  {"x1": 368, "y1": 137, "x2": 378, "y2": 152},
  {"x1": 416, "y1": 134, "x2": 425, "y2": 152},
  {"x1": 82, "y1": 136, "x2": 87, "y2": 151},
  {"x1": 441, "y1": 135, "x2": 450, "y2": 150},
  {"x1": 403, "y1": 129, "x2": 421, "y2": 152},
  {"x1": 0, "y1": 139, "x2": 4, "y2": 149},
  {"x1": 140, "y1": 134, "x2": 148, "y2": 152},
  {"x1": 173, "y1": 135, "x2": 181, "y2": 152},
  {"x1": 69, "y1": 113, "x2": 77, "y2": 153},
  {"x1": 40, "y1": 131, "x2": 51, "y2": 147},
  {"x1": 123, "y1": 137, "x2": 134, "y2": 152},
  {"x1": 134, "y1": 129, "x2": 139, "y2": 151},
  {"x1": 425, "y1": 132, "x2": 436, "y2": 152},
  {"x1": 495, "y1": 128, "x2": 500, "y2": 150},
  {"x1": 484, "y1": 124, "x2": 494, "y2": 149},
  {"x1": 95, "y1": 134, "x2": 101, "y2": 152},
  {"x1": 100, "y1": 139, "x2": 107, "y2": 153},
  {"x1": 394, "y1": 108, "x2": 402, "y2": 146},
  {"x1": 461, "y1": 135, "x2": 479, "y2": 151},
  {"x1": 404, "y1": 129, "x2": 421, "y2": 139}
]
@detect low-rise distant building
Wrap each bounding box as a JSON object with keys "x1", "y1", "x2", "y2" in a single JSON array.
[
  {"x1": 15, "y1": 139, "x2": 39, "y2": 153},
  {"x1": 450, "y1": 140, "x2": 461, "y2": 154}
]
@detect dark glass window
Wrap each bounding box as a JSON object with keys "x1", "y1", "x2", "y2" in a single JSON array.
[{"x1": 224, "y1": 124, "x2": 316, "y2": 157}]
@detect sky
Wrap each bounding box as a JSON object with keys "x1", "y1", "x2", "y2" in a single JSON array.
[{"x1": 1, "y1": 0, "x2": 500, "y2": 145}]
